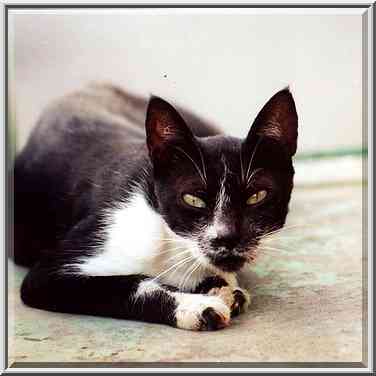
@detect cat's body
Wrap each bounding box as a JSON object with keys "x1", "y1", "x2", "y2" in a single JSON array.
[{"x1": 14, "y1": 83, "x2": 298, "y2": 330}]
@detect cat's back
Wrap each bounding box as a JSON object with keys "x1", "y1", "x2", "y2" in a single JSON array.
[
  {"x1": 27, "y1": 83, "x2": 146, "y2": 151},
  {"x1": 16, "y1": 83, "x2": 149, "y2": 188},
  {"x1": 15, "y1": 84, "x2": 150, "y2": 209},
  {"x1": 23, "y1": 83, "x2": 221, "y2": 155}
]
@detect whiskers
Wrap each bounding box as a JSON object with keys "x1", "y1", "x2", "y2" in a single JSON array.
[
  {"x1": 174, "y1": 146, "x2": 207, "y2": 187},
  {"x1": 258, "y1": 223, "x2": 315, "y2": 243},
  {"x1": 178, "y1": 259, "x2": 202, "y2": 291},
  {"x1": 164, "y1": 248, "x2": 193, "y2": 262},
  {"x1": 148, "y1": 236, "x2": 203, "y2": 290},
  {"x1": 148, "y1": 232, "x2": 207, "y2": 291},
  {"x1": 151, "y1": 254, "x2": 195, "y2": 283},
  {"x1": 246, "y1": 223, "x2": 317, "y2": 262}
]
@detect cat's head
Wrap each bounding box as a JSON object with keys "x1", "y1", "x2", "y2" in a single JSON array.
[{"x1": 145, "y1": 89, "x2": 298, "y2": 273}]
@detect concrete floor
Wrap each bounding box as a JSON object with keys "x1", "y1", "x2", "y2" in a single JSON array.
[{"x1": 8, "y1": 162, "x2": 366, "y2": 367}]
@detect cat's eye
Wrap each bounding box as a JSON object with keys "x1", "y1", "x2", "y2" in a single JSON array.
[
  {"x1": 182, "y1": 194, "x2": 207, "y2": 209},
  {"x1": 246, "y1": 190, "x2": 267, "y2": 205}
]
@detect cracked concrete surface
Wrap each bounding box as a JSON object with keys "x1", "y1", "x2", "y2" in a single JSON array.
[{"x1": 8, "y1": 176, "x2": 365, "y2": 366}]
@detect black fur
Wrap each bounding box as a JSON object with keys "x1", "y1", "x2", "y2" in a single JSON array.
[{"x1": 194, "y1": 276, "x2": 229, "y2": 293}]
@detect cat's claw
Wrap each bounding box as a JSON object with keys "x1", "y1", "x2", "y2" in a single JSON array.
[{"x1": 231, "y1": 287, "x2": 251, "y2": 317}]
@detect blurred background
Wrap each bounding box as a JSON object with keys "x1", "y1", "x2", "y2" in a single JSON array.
[{"x1": 10, "y1": 9, "x2": 364, "y2": 157}]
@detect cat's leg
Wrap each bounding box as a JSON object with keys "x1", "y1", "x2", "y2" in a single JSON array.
[
  {"x1": 20, "y1": 262, "x2": 231, "y2": 331},
  {"x1": 194, "y1": 275, "x2": 251, "y2": 317}
]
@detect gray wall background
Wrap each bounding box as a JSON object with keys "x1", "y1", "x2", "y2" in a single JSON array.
[{"x1": 10, "y1": 9, "x2": 363, "y2": 153}]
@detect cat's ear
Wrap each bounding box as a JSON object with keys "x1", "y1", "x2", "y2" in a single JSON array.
[
  {"x1": 145, "y1": 96, "x2": 196, "y2": 164},
  {"x1": 246, "y1": 88, "x2": 298, "y2": 156}
]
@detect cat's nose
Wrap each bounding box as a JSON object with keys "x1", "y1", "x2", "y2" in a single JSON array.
[{"x1": 210, "y1": 225, "x2": 240, "y2": 251}]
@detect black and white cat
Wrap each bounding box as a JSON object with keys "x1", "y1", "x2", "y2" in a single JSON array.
[{"x1": 13, "y1": 84, "x2": 298, "y2": 331}]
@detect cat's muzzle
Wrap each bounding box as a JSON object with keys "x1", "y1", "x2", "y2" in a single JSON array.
[{"x1": 205, "y1": 247, "x2": 248, "y2": 272}]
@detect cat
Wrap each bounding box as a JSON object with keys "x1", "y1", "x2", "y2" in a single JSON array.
[{"x1": 13, "y1": 83, "x2": 298, "y2": 331}]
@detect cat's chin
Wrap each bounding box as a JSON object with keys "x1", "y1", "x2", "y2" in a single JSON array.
[{"x1": 209, "y1": 254, "x2": 247, "y2": 273}]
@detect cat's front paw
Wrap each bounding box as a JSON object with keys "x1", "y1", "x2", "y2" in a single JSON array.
[
  {"x1": 208, "y1": 286, "x2": 251, "y2": 317},
  {"x1": 231, "y1": 287, "x2": 251, "y2": 317},
  {"x1": 174, "y1": 294, "x2": 231, "y2": 331}
]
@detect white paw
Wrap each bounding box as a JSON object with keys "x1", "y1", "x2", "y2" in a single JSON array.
[
  {"x1": 173, "y1": 293, "x2": 231, "y2": 331},
  {"x1": 208, "y1": 286, "x2": 251, "y2": 316}
]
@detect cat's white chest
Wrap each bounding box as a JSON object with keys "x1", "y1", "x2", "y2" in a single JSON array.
[{"x1": 74, "y1": 192, "x2": 207, "y2": 290}]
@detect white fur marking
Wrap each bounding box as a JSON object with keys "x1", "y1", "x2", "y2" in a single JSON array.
[
  {"x1": 206, "y1": 224, "x2": 217, "y2": 238},
  {"x1": 173, "y1": 292, "x2": 230, "y2": 330},
  {"x1": 77, "y1": 193, "x2": 165, "y2": 276},
  {"x1": 134, "y1": 279, "x2": 162, "y2": 300},
  {"x1": 217, "y1": 156, "x2": 230, "y2": 212},
  {"x1": 206, "y1": 156, "x2": 233, "y2": 242}
]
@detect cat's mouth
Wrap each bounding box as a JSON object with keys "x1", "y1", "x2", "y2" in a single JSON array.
[{"x1": 204, "y1": 248, "x2": 250, "y2": 272}]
